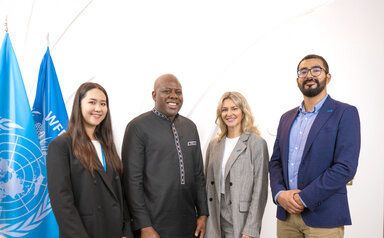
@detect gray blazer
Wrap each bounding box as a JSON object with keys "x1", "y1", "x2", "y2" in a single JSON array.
[{"x1": 204, "y1": 132, "x2": 269, "y2": 238}]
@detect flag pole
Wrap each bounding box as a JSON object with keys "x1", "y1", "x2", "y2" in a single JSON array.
[
  {"x1": 4, "y1": 16, "x2": 8, "y2": 32},
  {"x1": 47, "y1": 32, "x2": 49, "y2": 47}
]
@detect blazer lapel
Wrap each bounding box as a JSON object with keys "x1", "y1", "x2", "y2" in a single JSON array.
[
  {"x1": 224, "y1": 133, "x2": 249, "y2": 180},
  {"x1": 95, "y1": 165, "x2": 119, "y2": 201},
  {"x1": 282, "y1": 109, "x2": 299, "y2": 160},
  {"x1": 280, "y1": 108, "x2": 299, "y2": 183},
  {"x1": 213, "y1": 138, "x2": 225, "y2": 200},
  {"x1": 302, "y1": 96, "x2": 335, "y2": 159}
]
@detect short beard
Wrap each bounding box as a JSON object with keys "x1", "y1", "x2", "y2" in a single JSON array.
[{"x1": 298, "y1": 78, "x2": 326, "y2": 97}]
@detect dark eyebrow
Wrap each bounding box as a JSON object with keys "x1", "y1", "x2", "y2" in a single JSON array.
[
  {"x1": 88, "y1": 98, "x2": 106, "y2": 102},
  {"x1": 299, "y1": 65, "x2": 321, "y2": 70}
]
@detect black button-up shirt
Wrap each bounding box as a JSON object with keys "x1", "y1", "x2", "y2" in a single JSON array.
[{"x1": 122, "y1": 109, "x2": 208, "y2": 237}]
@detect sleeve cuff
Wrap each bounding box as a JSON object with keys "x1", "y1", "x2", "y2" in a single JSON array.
[
  {"x1": 298, "y1": 194, "x2": 307, "y2": 207},
  {"x1": 274, "y1": 190, "x2": 284, "y2": 206}
]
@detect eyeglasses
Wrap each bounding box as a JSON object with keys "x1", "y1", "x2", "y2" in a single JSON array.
[{"x1": 297, "y1": 66, "x2": 327, "y2": 78}]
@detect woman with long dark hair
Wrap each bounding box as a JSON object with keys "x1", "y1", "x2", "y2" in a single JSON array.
[{"x1": 47, "y1": 82, "x2": 132, "y2": 238}]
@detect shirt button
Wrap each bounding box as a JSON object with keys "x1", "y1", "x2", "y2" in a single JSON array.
[
  {"x1": 305, "y1": 117, "x2": 308, "y2": 120},
  {"x1": 299, "y1": 131, "x2": 303, "y2": 135},
  {"x1": 291, "y1": 163, "x2": 294, "y2": 166},
  {"x1": 209, "y1": 198, "x2": 213, "y2": 201},
  {"x1": 211, "y1": 181, "x2": 214, "y2": 185},
  {"x1": 290, "y1": 180, "x2": 293, "y2": 183},
  {"x1": 295, "y1": 147, "x2": 298, "y2": 150}
]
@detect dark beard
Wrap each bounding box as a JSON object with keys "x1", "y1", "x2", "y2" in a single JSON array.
[{"x1": 298, "y1": 78, "x2": 326, "y2": 97}]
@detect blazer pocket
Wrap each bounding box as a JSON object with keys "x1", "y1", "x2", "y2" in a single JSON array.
[
  {"x1": 81, "y1": 214, "x2": 95, "y2": 236},
  {"x1": 239, "y1": 201, "x2": 250, "y2": 212}
]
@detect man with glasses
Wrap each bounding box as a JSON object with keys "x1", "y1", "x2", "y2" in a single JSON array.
[{"x1": 269, "y1": 54, "x2": 361, "y2": 237}]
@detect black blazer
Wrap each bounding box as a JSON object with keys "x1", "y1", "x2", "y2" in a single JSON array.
[{"x1": 47, "y1": 133, "x2": 133, "y2": 238}]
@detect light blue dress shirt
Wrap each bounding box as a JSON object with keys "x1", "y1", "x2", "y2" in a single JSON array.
[{"x1": 275, "y1": 95, "x2": 328, "y2": 206}]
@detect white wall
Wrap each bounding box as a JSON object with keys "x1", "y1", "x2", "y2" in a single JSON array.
[{"x1": 1, "y1": 0, "x2": 383, "y2": 237}]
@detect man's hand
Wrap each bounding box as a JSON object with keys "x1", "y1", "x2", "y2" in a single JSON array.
[
  {"x1": 277, "y1": 190, "x2": 304, "y2": 214},
  {"x1": 293, "y1": 193, "x2": 304, "y2": 207},
  {"x1": 141, "y1": 226, "x2": 160, "y2": 238},
  {"x1": 194, "y1": 215, "x2": 207, "y2": 238}
]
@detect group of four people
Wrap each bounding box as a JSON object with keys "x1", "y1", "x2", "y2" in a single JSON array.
[{"x1": 46, "y1": 54, "x2": 361, "y2": 238}]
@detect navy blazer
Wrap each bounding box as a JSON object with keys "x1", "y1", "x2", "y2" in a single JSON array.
[{"x1": 269, "y1": 96, "x2": 360, "y2": 227}]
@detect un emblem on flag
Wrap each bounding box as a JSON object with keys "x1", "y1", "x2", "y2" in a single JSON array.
[{"x1": 0, "y1": 131, "x2": 52, "y2": 237}]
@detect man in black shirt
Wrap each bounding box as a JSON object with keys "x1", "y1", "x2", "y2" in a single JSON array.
[{"x1": 122, "y1": 74, "x2": 208, "y2": 238}]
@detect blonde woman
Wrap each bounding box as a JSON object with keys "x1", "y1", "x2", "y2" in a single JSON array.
[{"x1": 205, "y1": 92, "x2": 269, "y2": 238}]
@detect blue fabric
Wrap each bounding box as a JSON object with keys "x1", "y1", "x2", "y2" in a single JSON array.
[
  {"x1": 0, "y1": 33, "x2": 58, "y2": 238},
  {"x1": 32, "y1": 47, "x2": 68, "y2": 155},
  {"x1": 273, "y1": 96, "x2": 327, "y2": 206},
  {"x1": 288, "y1": 95, "x2": 327, "y2": 191},
  {"x1": 100, "y1": 144, "x2": 107, "y2": 172},
  {"x1": 269, "y1": 95, "x2": 361, "y2": 227},
  {"x1": 30, "y1": 47, "x2": 68, "y2": 237}
]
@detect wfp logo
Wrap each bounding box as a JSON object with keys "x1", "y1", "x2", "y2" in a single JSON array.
[
  {"x1": 32, "y1": 111, "x2": 65, "y2": 157},
  {"x1": 0, "y1": 118, "x2": 52, "y2": 237}
]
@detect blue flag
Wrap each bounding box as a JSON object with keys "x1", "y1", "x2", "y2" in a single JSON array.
[
  {"x1": 30, "y1": 47, "x2": 68, "y2": 238},
  {"x1": 0, "y1": 33, "x2": 57, "y2": 238},
  {"x1": 32, "y1": 47, "x2": 68, "y2": 155}
]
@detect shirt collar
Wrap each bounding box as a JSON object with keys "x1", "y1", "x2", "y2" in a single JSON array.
[
  {"x1": 299, "y1": 94, "x2": 328, "y2": 114},
  {"x1": 151, "y1": 108, "x2": 179, "y2": 122}
]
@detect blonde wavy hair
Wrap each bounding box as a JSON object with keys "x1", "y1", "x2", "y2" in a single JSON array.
[{"x1": 216, "y1": 91, "x2": 260, "y2": 141}]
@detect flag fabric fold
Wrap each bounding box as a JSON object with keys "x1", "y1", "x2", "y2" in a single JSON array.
[
  {"x1": 0, "y1": 33, "x2": 59, "y2": 238},
  {"x1": 32, "y1": 47, "x2": 68, "y2": 155}
]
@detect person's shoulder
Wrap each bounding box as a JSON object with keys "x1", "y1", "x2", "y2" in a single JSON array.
[
  {"x1": 127, "y1": 111, "x2": 153, "y2": 125},
  {"x1": 51, "y1": 132, "x2": 71, "y2": 144},
  {"x1": 325, "y1": 97, "x2": 359, "y2": 116},
  {"x1": 248, "y1": 131, "x2": 264, "y2": 141},
  {"x1": 208, "y1": 136, "x2": 220, "y2": 146},
  {"x1": 177, "y1": 114, "x2": 197, "y2": 127},
  {"x1": 206, "y1": 137, "x2": 220, "y2": 153},
  {"x1": 132, "y1": 111, "x2": 153, "y2": 121},
  {"x1": 48, "y1": 133, "x2": 71, "y2": 151},
  {"x1": 177, "y1": 114, "x2": 193, "y2": 122},
  {"x1": 332, "y1": 98, "x2": 357, "y2": 110},
  {"x1": 279, "y1": 106, "x2": 299, "y2": 120},
  {"x1": 247, "y1": 132, "x2": 267, "y2": 146}
]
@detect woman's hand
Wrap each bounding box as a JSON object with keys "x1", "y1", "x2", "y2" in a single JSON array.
[{"x1": 242, "y1": 235, "x2": 253, "y2": 238}]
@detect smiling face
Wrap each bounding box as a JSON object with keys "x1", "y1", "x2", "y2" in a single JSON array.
[
  {"x1": 221, "y1": 98, "x2": 243, "y2": 135},
  {"x1": 297, "y1": 58, "x2": 331, "y2": 98},
  {"x1": 81, "y1": 88, "x2": 107, "y2": 138},
  {"x1": 152, "y1": 74, "x2": 183, "y2": 121}
]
